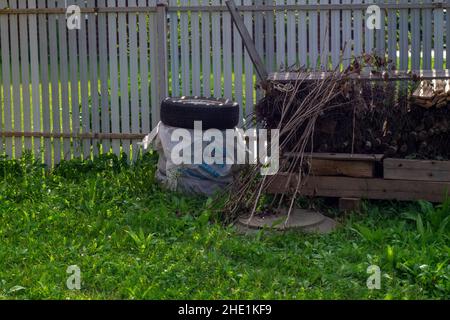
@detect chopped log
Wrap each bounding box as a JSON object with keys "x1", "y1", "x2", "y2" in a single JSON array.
[
  {"x1": 411, "y1": 79, "x2": 450, "y2": 108},
  {"x1": 411, "y1": 80, "x2": 435, "y2": 101}
]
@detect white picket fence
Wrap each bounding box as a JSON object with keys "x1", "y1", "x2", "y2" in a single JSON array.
[{"x1": 0, "y1": 0, "x2": 449, "y2": 166}]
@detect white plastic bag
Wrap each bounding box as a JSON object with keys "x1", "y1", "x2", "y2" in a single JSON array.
[{"x1": 142, "y1": 122, "x2": 245, "y2": 196}]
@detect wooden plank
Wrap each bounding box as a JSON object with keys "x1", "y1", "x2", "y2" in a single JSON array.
[
  {"x1": 353, "y1": 0, "x2": 363, "y2": 58},
  {"x1": 169, "y1": 0, "x2": 180, "y2": 96},
  {"x1": 0, "y1": 3, "x2": 442, "y2": 13},
  {"x1": 310, "y1": 159, "x2": 375, "y2": 178},
  {"x1": 243, "y1": 0, "x2": 254, "y2": 116},
  {"x1": 129, "y1": 0, "x2": 140, "y2": 160},
  {"x1": 286, "y1": 0, "x2": 296, "y2": 67},
  {"x1": 68, "y1": 0, "x2": 80, "y2": 158},
  {"x1": 411, "y1": 0, "x2": 420, "y2": 69},
  {"x1": 0, "y1": 0, "x2": 13, "y2": 158},
  {"x1": 285, "y1": 152, "x2": 384, "y2": 161},
  {"x1": 0, "y1": 131, "x2": 146, "y2": 140},
  {"x1": 341, "y1": 0, "x2": 351, "y2": 69},
  {"x1": 309, "y1": 0, "x2": 319, "y2": 69},
  {"x1": 138, "y1": 0, "x2": 150, "y2": 134},
  {"x1": 384, "y1": 158, "x2": 450, "y2": 182},
  {"x1": 58, "y1": 0, "x2": 71, "y2": 160},
  {"x1": 180, "y1": 0, "x2": 190, "y2": 95},
  {"x1": 330, "y1": 0, "x2": 340, "y2": 69},
  {"x1": 267, "y1": 69, "x2": 450, "y2": 81},
  {"x1": 0, "y1": 39, "x2": 2, "y2": 156},
  {"x1": 18, "y1": 0, "x2": 31, "y2": 152},
  {"x1": 149, "y1": 0, "x2": 159, "y2": 128},
  {"x1": 155, "y1": 2, "x2": 168, "y2": 125},
  {"x1": 254, "y1": 0, "x2": 264, "y2": 102},
  {"x1": 38, "y1": 0, "x2": 51, "y2": 165},
  {"x1": 118, "y1": 0, "x2": 130, "y2": 158},
  {"x1": 192, "y1": 0, "x2": 202, "y2": 96},
  {"x1": 48, "y1": 0, "x2": 61, "y2": 164},
  {"x1": 108, "y1": 0, "x2": 121, "y2": 156},
  {"x1": 364, "y1": 0, "x2": 374, "y2": 54},
  {"x1": 222, "y1": 0, "x2": 233, "y2": 99},
  {"x1": 297, "y1": 0, "x2": 307, "y2": 68},
  {"x1": 275, "y1": 0, "x2": 286, "y2": 69},
  {"x1": 387, "y1": 0, "x2": 397, "y2": 67},
  {"x1": 433, "y1": 0, "x2": 444, "y2": 69},
  {"x1": 98, "y1": 0, "x2": 111, "y2": 153},
  {"x1": 0, "y1": 0, "x2": 4, "y2": 155},
  {"x1": 447, "y1": 0, "x2": 450, "y2": 69},
  {"x1": 0, "y1": 7, "x2": 159, "y2": 14},
  {"x1": 399, "y1": 0, "x2": 408, "y2": 70},
  {"x1": 254, "y1": 0, "x2": 265, "y2": 66},
  {"x1": 265, "y1": 0, "x2": 276, "y2": 71},
  {"x1": 212, "y1": 0, "x2": 222, "y2": 97},
  {"x1": 268, "y1": 175, "x2": 450, "y2": 202},
  {"x1": 87, "y1": 0, "x2": 100, "y2": 157},
  {"x1": 77, "y1": 0, "x2": 90, "y2": 160},
  {"x1": 233, "y1": 0, "x2": 244, "y2": 123},
  {"x1": 9, "y1": 0, "x2": 22, "y2": 159},
  {"x1": 375, "y1": 0, "x2": 386, "y2": 56},
  {"x1": 423, "y1": 0, "x2": 432, "y2": 69},
  {"x1": 200, "y1": 0, "x2": 211, "y2": 96},
  {"x1": 28, "y1": 0, "x2": 41, "y2": 158},
  {"x1": 319, "y1": 0, "x2": 330, "y2": 70}
]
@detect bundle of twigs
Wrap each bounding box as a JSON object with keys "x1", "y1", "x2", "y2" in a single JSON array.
[{"x1": 223, "y1": 70, "x2": 355, "y2": 221}]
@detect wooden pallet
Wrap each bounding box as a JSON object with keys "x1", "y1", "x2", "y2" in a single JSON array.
[{"x1": 269, "y1": 153, "x2": 450, "y2": 203}]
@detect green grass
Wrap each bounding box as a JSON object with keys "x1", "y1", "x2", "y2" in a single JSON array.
[{"x1": 0, "y1": 153, "x2": 448, "y2": 300}]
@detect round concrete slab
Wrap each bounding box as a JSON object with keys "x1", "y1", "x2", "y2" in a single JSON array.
[
  {"x1": 238, "y1": 208, "x2": 326, "y2": 231},
  {"x1": 300, "y1": 217, "x2": 339, "y2": 234},
  {"x1": 235, "y1": 212, "x2": 339, "y2": 235}
]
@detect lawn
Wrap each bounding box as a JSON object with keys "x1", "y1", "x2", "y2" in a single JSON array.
[{"x1": 0, "y1": 153, "x2": 448, "y2": 299}]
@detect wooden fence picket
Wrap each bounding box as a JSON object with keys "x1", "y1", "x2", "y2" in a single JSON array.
[
  {"x1": 18, "y1": 0, "x2": 31, "y2": 152},
  {"x1": 233, "y1": 0, "x2": 244, "y2": 122},
  {"x1": 0, "y1": 0, "x2": 13, "y2": 158},
  {"x1": 434, "y1": 0, "x2": 444, "y2": 69},
  {"x1": 149, "y1": 0, "x2": 159, "y2": 128},
  {"x1": 107, "y1": 0, "x2": 121, "y2": 156},
  {"x1": 191, "y1": 0, "x2": 202, "y2": 97},
  {"x1": 423, "y1": 0, "x2": 433, "y2": 69},
  {"x1": 58, "y1": 0, "x2": 71, "y2": 160},
  {"x1": 138, "y1": 0, "x2": 151, "y2": 134},
  {"x1": 29, "y1": 0, "x2": 41, "y2": 158},
  {"x1": 10, "y1": 0, "x2": 22, "y2": 159},
  {"x1": 87, "y1": 0, "x2": 100, "y2": 157}
]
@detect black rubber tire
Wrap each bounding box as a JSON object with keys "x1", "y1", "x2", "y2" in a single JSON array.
[{"x1": 160, "y1": 97, "x2": 240, "y2": 130}]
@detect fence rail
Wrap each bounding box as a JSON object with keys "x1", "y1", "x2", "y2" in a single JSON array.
[{"x1": 0, "y1": 0, "x2": 449, "y2": 166}]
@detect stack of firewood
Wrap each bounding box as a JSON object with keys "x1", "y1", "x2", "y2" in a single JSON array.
[{"x1": 411, "y1": 79, "x2": 450, "y2": 108}]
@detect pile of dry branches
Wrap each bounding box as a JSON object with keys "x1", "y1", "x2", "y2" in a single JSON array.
[
  {"x1": 224, "y1": 70, "x2": 353, "y2": 220},
  {"x1": 223, "y1": 55, "x2": 450, "y2": 220}
]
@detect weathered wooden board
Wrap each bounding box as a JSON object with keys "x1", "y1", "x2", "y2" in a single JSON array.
[
  {"x1": 285, "y1": 152, "x2": 384, "y2": 162},
  {"x1": 384, "y1": 158, "x2": 450, "y2": 182},
  {"x1": 268, "y1": 175, "x2": 450, "y2": 202},
  {"x1": 268, "y1": 70, "x2": 450, "y2": 82},
  {"x1": 310, "y1": 159, "x2": 374, "y2": 178}
]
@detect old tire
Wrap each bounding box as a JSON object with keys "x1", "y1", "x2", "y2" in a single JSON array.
[{"x1": 160, "y1": 97, "x2": 240, "y2": 130}]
